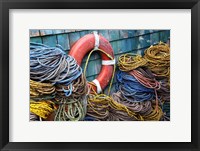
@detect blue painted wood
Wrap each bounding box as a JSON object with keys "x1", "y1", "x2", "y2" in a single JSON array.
[
  {"x1": 85, "y1": 60, "x2": 97, "y2": 77},
  {"x1": 128, "y1": 30, "x2": 136, "y2": 38},
  {"x1": 80, "y1": 30, "x2": 89, "y2": 37},
  {"x1": 137, "y1": 34, "x2": 151, "y2": 49},
  {"x1": 30, "y1": 30, "x2": 40, "y2": 37},
  {"x1": 94, "y1": 59, "x2": 101, "y2": 75},
  {"x1": 69, "y1": 32, "x2": 81, "y2": 47},
  {"x1": 40, "y1": 30, "x2": 53, "y2": 36},
  {"x1": 98, "y1": 30, "x2": 109, "y2": 41},
  {"x1": 136, "y1": 30, "x2": 153, "y2": 36},
  {"x1": 119, "y1": 30, "x2": 129, "y2": 39},
  {"x1": 110, "y1": 41, "x2": 119, "y2": 54},
  {"x1": 57, "y1": 34, "x2": 70, "y2": 51},
  {"x1": 136, "y1": 30, "x2": 145, "y2": 36},
  {"x1": 65, "y1": 30, "x2": 76, "y2": 33},
  {"x1": 109, "y1": 30, "x2": 120, "y2": 41},
  {"x1": 150, "y1": 32, "x2": 160, "y2": 45},
  {"x1": 126, "y1": 38, "x2": 134, "y2": 51},
  {"x1": 82, "y1": 52, "x2": 100, "y2": 63},
  {"x1": 160, "y1": 30, "x2": 170, "y2": 42},
  {"x1": 30, "y1": 37, "x2": 42, "y2": 43},
  {"x1": 42, "y1": 35, "x2": 57, "y2": 47},
  {"x1": 136, "y1": 48, "x2": 147, "y2": 56},
  {"x1": 53, "y1": 30, "x2": 65, "y2": 34}
]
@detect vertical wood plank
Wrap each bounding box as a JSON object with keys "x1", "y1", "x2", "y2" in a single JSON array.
[
  {"x1": 40, "y1": 30, "x2": 53, "y2": 36},
  {"x1": 69, "y1": 32, "x2": 81, "y2": 47},
  {"x1": 30, "y1": 30, "x2": 40, "y2": 37},
  {"x1": 150, "y1": 32, "x2": 160, "y2": 45},
  {"x1": 128, "y1": 30, "x2": 136, "y2": 38},
  {"x1": 110, "y1": 41, "x2": 119, "y2": 54},
  {"x1": 119, "y1": 30, "x2": 128, "y2": 39},
  {"x1": 109, "y1": 30, "x2": 120, "y2": 41},
  {"x1": 80, "y1": 30, "x2": 89, "y2": 37},
  {"x1": 98, "y1": 30, "x2": 109, "y2": 41},
  {"x1": 42, "y1": 35, "x2": 57, "y2": 47},
  {"x1": 137, "y1": 34, "x2": 150, "y2": 49},
  {"x1": 53, "y1": 30, "x2": 65, "y2": 34},
  {"x1": 30, "y1": 37, "x2": 42, "y2": 43},
  {"x1": 57, "y1": 34, "x2": 70, "y2": 51}
]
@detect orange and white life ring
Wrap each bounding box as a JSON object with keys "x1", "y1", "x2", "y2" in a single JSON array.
[{"x1": 69, "y1": 31, "x2": 115, "y2": 93}]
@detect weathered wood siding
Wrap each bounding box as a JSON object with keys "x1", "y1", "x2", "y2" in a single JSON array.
[{"x1": 30, "y1": 29, "x2": 170, "y2": 93}]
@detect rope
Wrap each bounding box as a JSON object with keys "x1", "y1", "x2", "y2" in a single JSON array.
[
  {"x1": 56, "y1": 74, "x2": 88, "y2": 99},
  {"x1": 30, "y1": 42, "x2": 88, "y2": 121},
  {"x1": 156, "y1": 77, "x2": 170, "y2": 102},
  {"x1": 116, "y1": 70, "x2": 155, "y2": 102},
  {"x1": 30, "y1": 42, "x2": 82, "y2": 85},
  {"x1": 30, "y1": 100, "x2": 56, "y2": 119},
  {"x1": 30, "y1": 79, "x2": 56, "y2": 100},
  {"x1": 128, "y1": 67, "x2": 161, "y2": 111},
  {"x1": 109, "y1": 94, "x2": 143, "y2": 120},
  {"x1": 86, "y1": 93, "x2": 143, "y2": 121},
  {"x1": 54, "y1": 96, "x2": 87, "y2": 121},
  {"x1": 118, "y1": 53, "x2": 147, "y2": 71},
  {"x1": 84, "y1": 48, "x2": 115, "y2": 96},
  {"x1": 112, "y1": 91, "x2": 152, "y2": 115},
  {"x1": 114, "y1": 52, "x2": 167, "y2": 120},
  {"x1": 54, "y1": 74, "x2": 88, "y2": 121},
  {"x1": 144, "y1": 42, "x2": 170, "y2": 78},
  {"x1": 162, "y1": 101, "x2": 170, "y2": 121},
  {"x1": 87, "y1": 94, "x2": 110, "y2": 120},
  {"x1": 143, "y1": 105, "x2": 163, "y2": 121}
]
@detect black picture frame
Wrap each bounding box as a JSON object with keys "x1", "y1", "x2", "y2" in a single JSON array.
[{"x1": 0, "y1": 0, "x2": 199, "y2": 151}]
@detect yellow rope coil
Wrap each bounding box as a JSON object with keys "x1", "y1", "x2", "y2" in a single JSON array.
[
  {"x1": 142, "y1": 105, "x2": 163, "y2": 121},
  {"x1": 87, "y1": 93, "x2": 144, "y2": 121},
  {"x1": 144, "y1": 42, "x2": 170, "y2": 77},
  {"x1": 87, "y1": 94, "x2": 110, "y2": 120},
  {"x1": 118, "y1": 53, "x2": 147, "y2": 72},
  {"x1": 30, "y1": 100, "x2": 56, "y2": 119},
  {"x1": 30, "y1": 80, "x2": 55, "y2": 97}
]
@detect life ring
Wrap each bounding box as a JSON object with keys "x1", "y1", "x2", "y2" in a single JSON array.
[{"x1": 69, "y1": 32, "x2": 115, "y2": 93}]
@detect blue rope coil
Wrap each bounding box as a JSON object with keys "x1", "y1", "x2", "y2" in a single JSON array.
[
  {"x1": 30, "y1": 42, "x2": 82, "y2": 97},
  {"x1": 116, "y1": 71, "x2": 155, "y2": 102}
]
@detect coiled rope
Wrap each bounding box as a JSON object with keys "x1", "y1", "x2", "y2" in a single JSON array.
[
  {"x1": 116, "y1": 71, "x2": 155, "y2": 102},
  {"x1": 144, "y1": 42, "x2": 170, "y2": 78},
  {"x1": 54, "y1": 74, "x2": 88, "y2": 121},
  {"x1": 86, "y1": 93, "x2": 143, "y2": 121},
  {"x1": 128, "y1": 67, "x2": 161, "y2": 111},
  {"x1": 162, "y1": 101, "x2": 170, "y2": 121},
  {"x1": 142, "y1": 105, "x2": 163, "y2": 121},
  {"x1": 118, "y1": 53, "x2": 147, "y2": 71},
  {"x1": 30, "y1": 100, "x2": 56, "y2": 119},
  {"x1": 112, "y1": 91, "x2": 152, "y2": 115},
  {"x1": 30, "y1": 42, "x2": 82, "y2": 85},
  {"x1": 114, "y1": 49, "x2": 167, "y2": 120},
  {"x1": 30, "y1": 79, "x2": 56, "y2": 100},
  {"x1": 30, "y1": 42, "x2": 88, "y2": 121}
]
